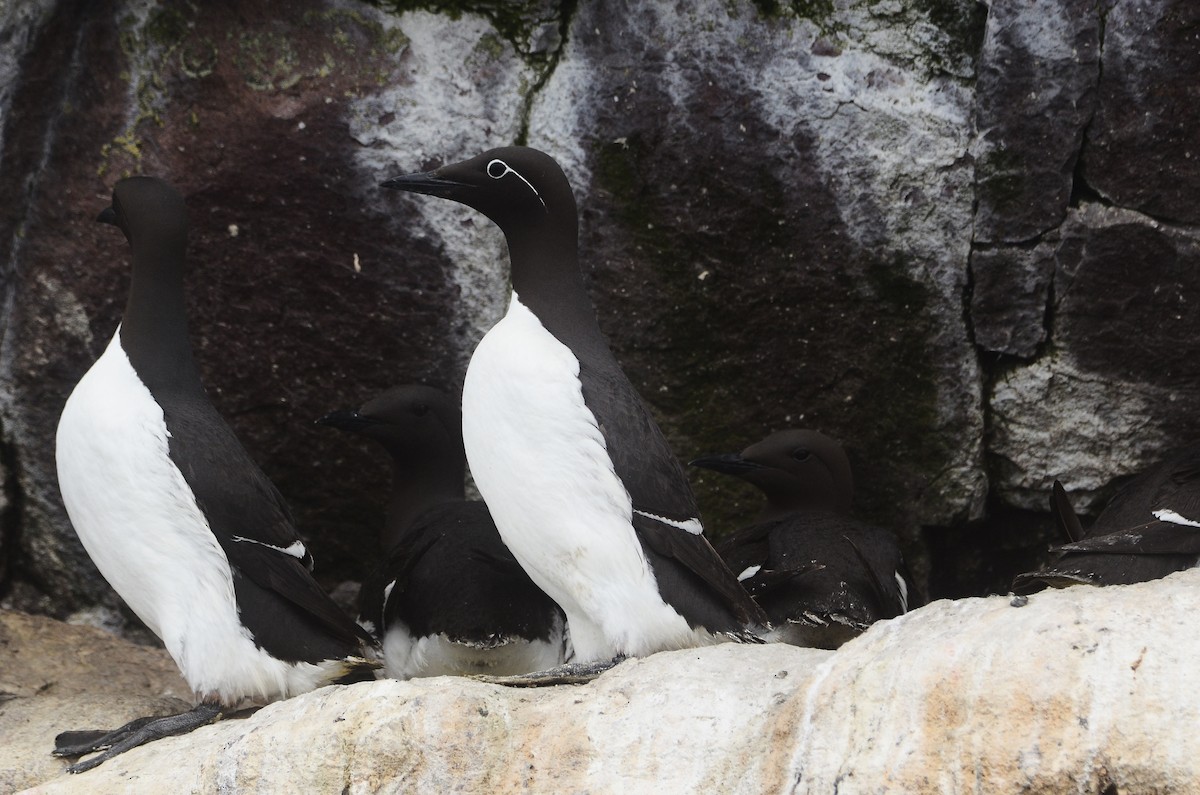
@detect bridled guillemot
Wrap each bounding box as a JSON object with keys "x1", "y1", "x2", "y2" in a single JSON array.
[{"x1": 381, "y1": 147, "x2": 766, "y2": 677}]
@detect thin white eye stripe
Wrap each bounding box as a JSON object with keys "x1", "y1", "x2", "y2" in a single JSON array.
[{"x1": 487, "y1": 158, "x2": 546, "y2": 207}]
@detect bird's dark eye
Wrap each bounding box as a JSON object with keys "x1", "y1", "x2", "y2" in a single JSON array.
[
  {"x1": 791, "y1": 448, "x2": 811, "y2": 462},
  {"x1": 413, "y1": 404, "x2": 430, "y2": 417}
]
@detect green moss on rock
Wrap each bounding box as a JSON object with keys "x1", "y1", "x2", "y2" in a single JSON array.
[
  {"x1": 749, "y1": 0, "x2": 835, "y2": 22},
  {"x1": 363, "y1": 0, "x2": 566, "y2": 64},
  {"x1": 851, "y1": 260, "x2": 951, "y2": 513},
  {"x1": 912, "y1": 0, "x2": 987, "y2": 67}
]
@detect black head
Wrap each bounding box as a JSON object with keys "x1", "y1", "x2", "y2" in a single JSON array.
[
  {"x1": 691, "y1": 429, "x2": 854, "y2": 517},
  {"x1": 318, "y1": 385, "x2": 464, "y2": 466},
  {"x1": 98, "y1": 176, "x2": 188, "y2": 254},
  {"x1": 381, "y1": 146, "x2": 576, "y2": 233}
]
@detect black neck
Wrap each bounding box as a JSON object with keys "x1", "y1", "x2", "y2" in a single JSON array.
[
  {"x1": 504, "y1": 212, "x2": 612, "y2": 362},
  {"x1": 757, "y1": 490, "x2": 845, "y2": 523},
  {"x1": 381, "y1": 450, "x2": 466, "y2": 555},
  {"x1": 757, "y1": 501, "x2": 799, "y2": 524},
  {"x1": 118, "y1": 234, "x2": 203, "y2": 398}
]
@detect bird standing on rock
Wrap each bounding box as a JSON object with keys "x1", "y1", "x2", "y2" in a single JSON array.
[
  {"x1": 382, "y1": 146, "x2": 766, "y2": 678},
  {"x1": 692, "y1": 429, "x2": 913, "y2": 649},
  {"x1": 318, "y1": 385, "x2": 567, "y2": 679},
  {"x1": 1013, "y1": 447, "x2": 1200, "y2": 592},
  {"x1": 54, "y1": 177, "x2": 376, "y2": 773}
]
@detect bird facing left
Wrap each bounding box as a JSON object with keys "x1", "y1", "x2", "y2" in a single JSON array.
[{"x1": 53, "y1": 177, "x2": 377, "y2": 773}]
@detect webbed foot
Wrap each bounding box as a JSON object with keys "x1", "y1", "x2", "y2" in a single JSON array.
[{"x1": 54, "y1": 702, "x2": 223, "y2": 774}]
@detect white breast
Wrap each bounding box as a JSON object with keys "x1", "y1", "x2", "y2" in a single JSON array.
[
  {"x1": 461, "y1": 294, "x2": 705, "y2": 662},
  {"x1": 55, "y1": 330, "x2": 343, "y2": 704},
  {"x1": 381, "y1": 614, "x2": 566, "y2": 680}
]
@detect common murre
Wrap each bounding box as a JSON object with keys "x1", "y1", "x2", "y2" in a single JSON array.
[
  {"x1": 318, "y1": 385, "x2": 567, "y2": 678},
  {"x1": 381, "y1": 146, "x2": 766, "y2": 679},
  {"x1": 1013, "y1": 447, "x2": 1200, "y2": 592},
  {"x1": 54, "y1": 177, "x2": 375, "y2": 772},
  {"x1": 693, "y1": 429, "x2": 914, "y2": 649}
]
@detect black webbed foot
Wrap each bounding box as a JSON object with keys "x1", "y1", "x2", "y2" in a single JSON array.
[
  {"x1": 53, "y1": 715, "x2": 159, "y2": 757},
  {"x1": 54, "y1": 702, "x2": 223, "y2": 774}
]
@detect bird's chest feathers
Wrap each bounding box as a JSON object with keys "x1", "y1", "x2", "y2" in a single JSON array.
[
  {"x1": 59, "y1": 334, "x2": 188, "y2": 499},
  {"x1": 57, "y1": 334, "x2": 229, "y2": 635},
  {"x1": 463, "y1": 295, "x2": 597, "y2": 451},
  {"x1": 461, "y1": 295, "x2": 635, "y2": 550}
]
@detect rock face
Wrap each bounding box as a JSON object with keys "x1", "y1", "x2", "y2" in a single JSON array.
[
  {"x1": 9, "y1": 570, "x2": 1200, "y2": 793},
  {"x1": 991, "y1": 205, "x2": 1200, "y2": 512},
  {"x1": 1082, "y1": 1, "x2": 1200, "y2": 224},
  {"x1": 976, "y1": 0, "x2": 1200, "y2": 525},
  {"x1": 970, "y1": 0, "x2": 1099, "y2": 247},
  {"x1": 0, "y1": 0, "x2": 1198, "y2": 624},
  {"x1": 533, "y1": 0, "x2": 987, "y2": 544}
]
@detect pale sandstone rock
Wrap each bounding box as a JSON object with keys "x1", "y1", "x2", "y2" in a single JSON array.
[
  {"x1": 0, "y1": 610, "x2": 190, "y2": 793},
  {"x1": 16, "y1": 569, "x2": 1200, "y2": 793},
  {"x1": 789, "y1": 570, "x2": 1200, "y2": 793}
]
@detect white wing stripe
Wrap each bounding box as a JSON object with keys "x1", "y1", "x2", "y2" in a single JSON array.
[
  {"x1": 894, "y1": 572, "x2": 909, "y2": 613},
  {"x1": 232, "y1": 535, "x2": 307, "y2": 559},
  {"x1": 737, "y1": 565, "x2": 761, "y2": 582},
  {"x1": 1153, "y1": 509, "x2": 1200, "y2": 528},
  {"x1": 633, "y1": 509, "x2": 703, "y2": 535}
]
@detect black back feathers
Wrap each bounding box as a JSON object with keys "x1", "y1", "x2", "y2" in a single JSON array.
[
  {"x1": 1014, "y1": 447, "x2": 1200, "y2": 592},
  {"x1": 319, "y1": 386, "x2": 564, "y2": 658},
  {"x1": 694, "y1": 429, "x2": 913, "y2": 648}
]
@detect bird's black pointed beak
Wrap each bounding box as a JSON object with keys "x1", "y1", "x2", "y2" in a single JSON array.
[
  {"x1": 689, "y1": 453, "x2": 766, "y2": 476},
  {"x1": 380, "y1": 171, "x2": 470, "y2": 199},
  {"x1": 96, "y1": 206, "x2": 118, "y2": 225},
  {"x1": 316, "y1": 410, "x2": 378, "y2": 433}
]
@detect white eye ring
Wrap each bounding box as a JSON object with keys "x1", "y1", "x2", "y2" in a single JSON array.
[
  {"x1": 486, "y1": 159, "x2": 509, "y2": 179},
  {"x1": 485, "y1": 158, "x2": 546, "y2": 208}
]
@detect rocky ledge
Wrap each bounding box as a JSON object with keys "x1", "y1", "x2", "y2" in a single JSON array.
[{"x1": 4, "y1": 570, "x2": 1199, "y2": 793}]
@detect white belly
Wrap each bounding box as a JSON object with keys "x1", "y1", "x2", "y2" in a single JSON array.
[
  {"x1": 55, "y1": 330, "x2": 341, "y2": 703},
  {"x1": 461, "y1": 295, "x2": 701, "y2": 662},
  {"x1": 382, "y1": 616, "x2": 566, "y2": 680}
]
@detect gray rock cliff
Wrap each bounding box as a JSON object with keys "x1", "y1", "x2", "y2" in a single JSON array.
[{"x1": 0, "y1": 0, "x2": 1196, "y2": 619}]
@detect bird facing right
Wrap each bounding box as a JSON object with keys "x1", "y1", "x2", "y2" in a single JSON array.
[{"x1": 692, "y1": 429, "x2": 914, "y2": 649}]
